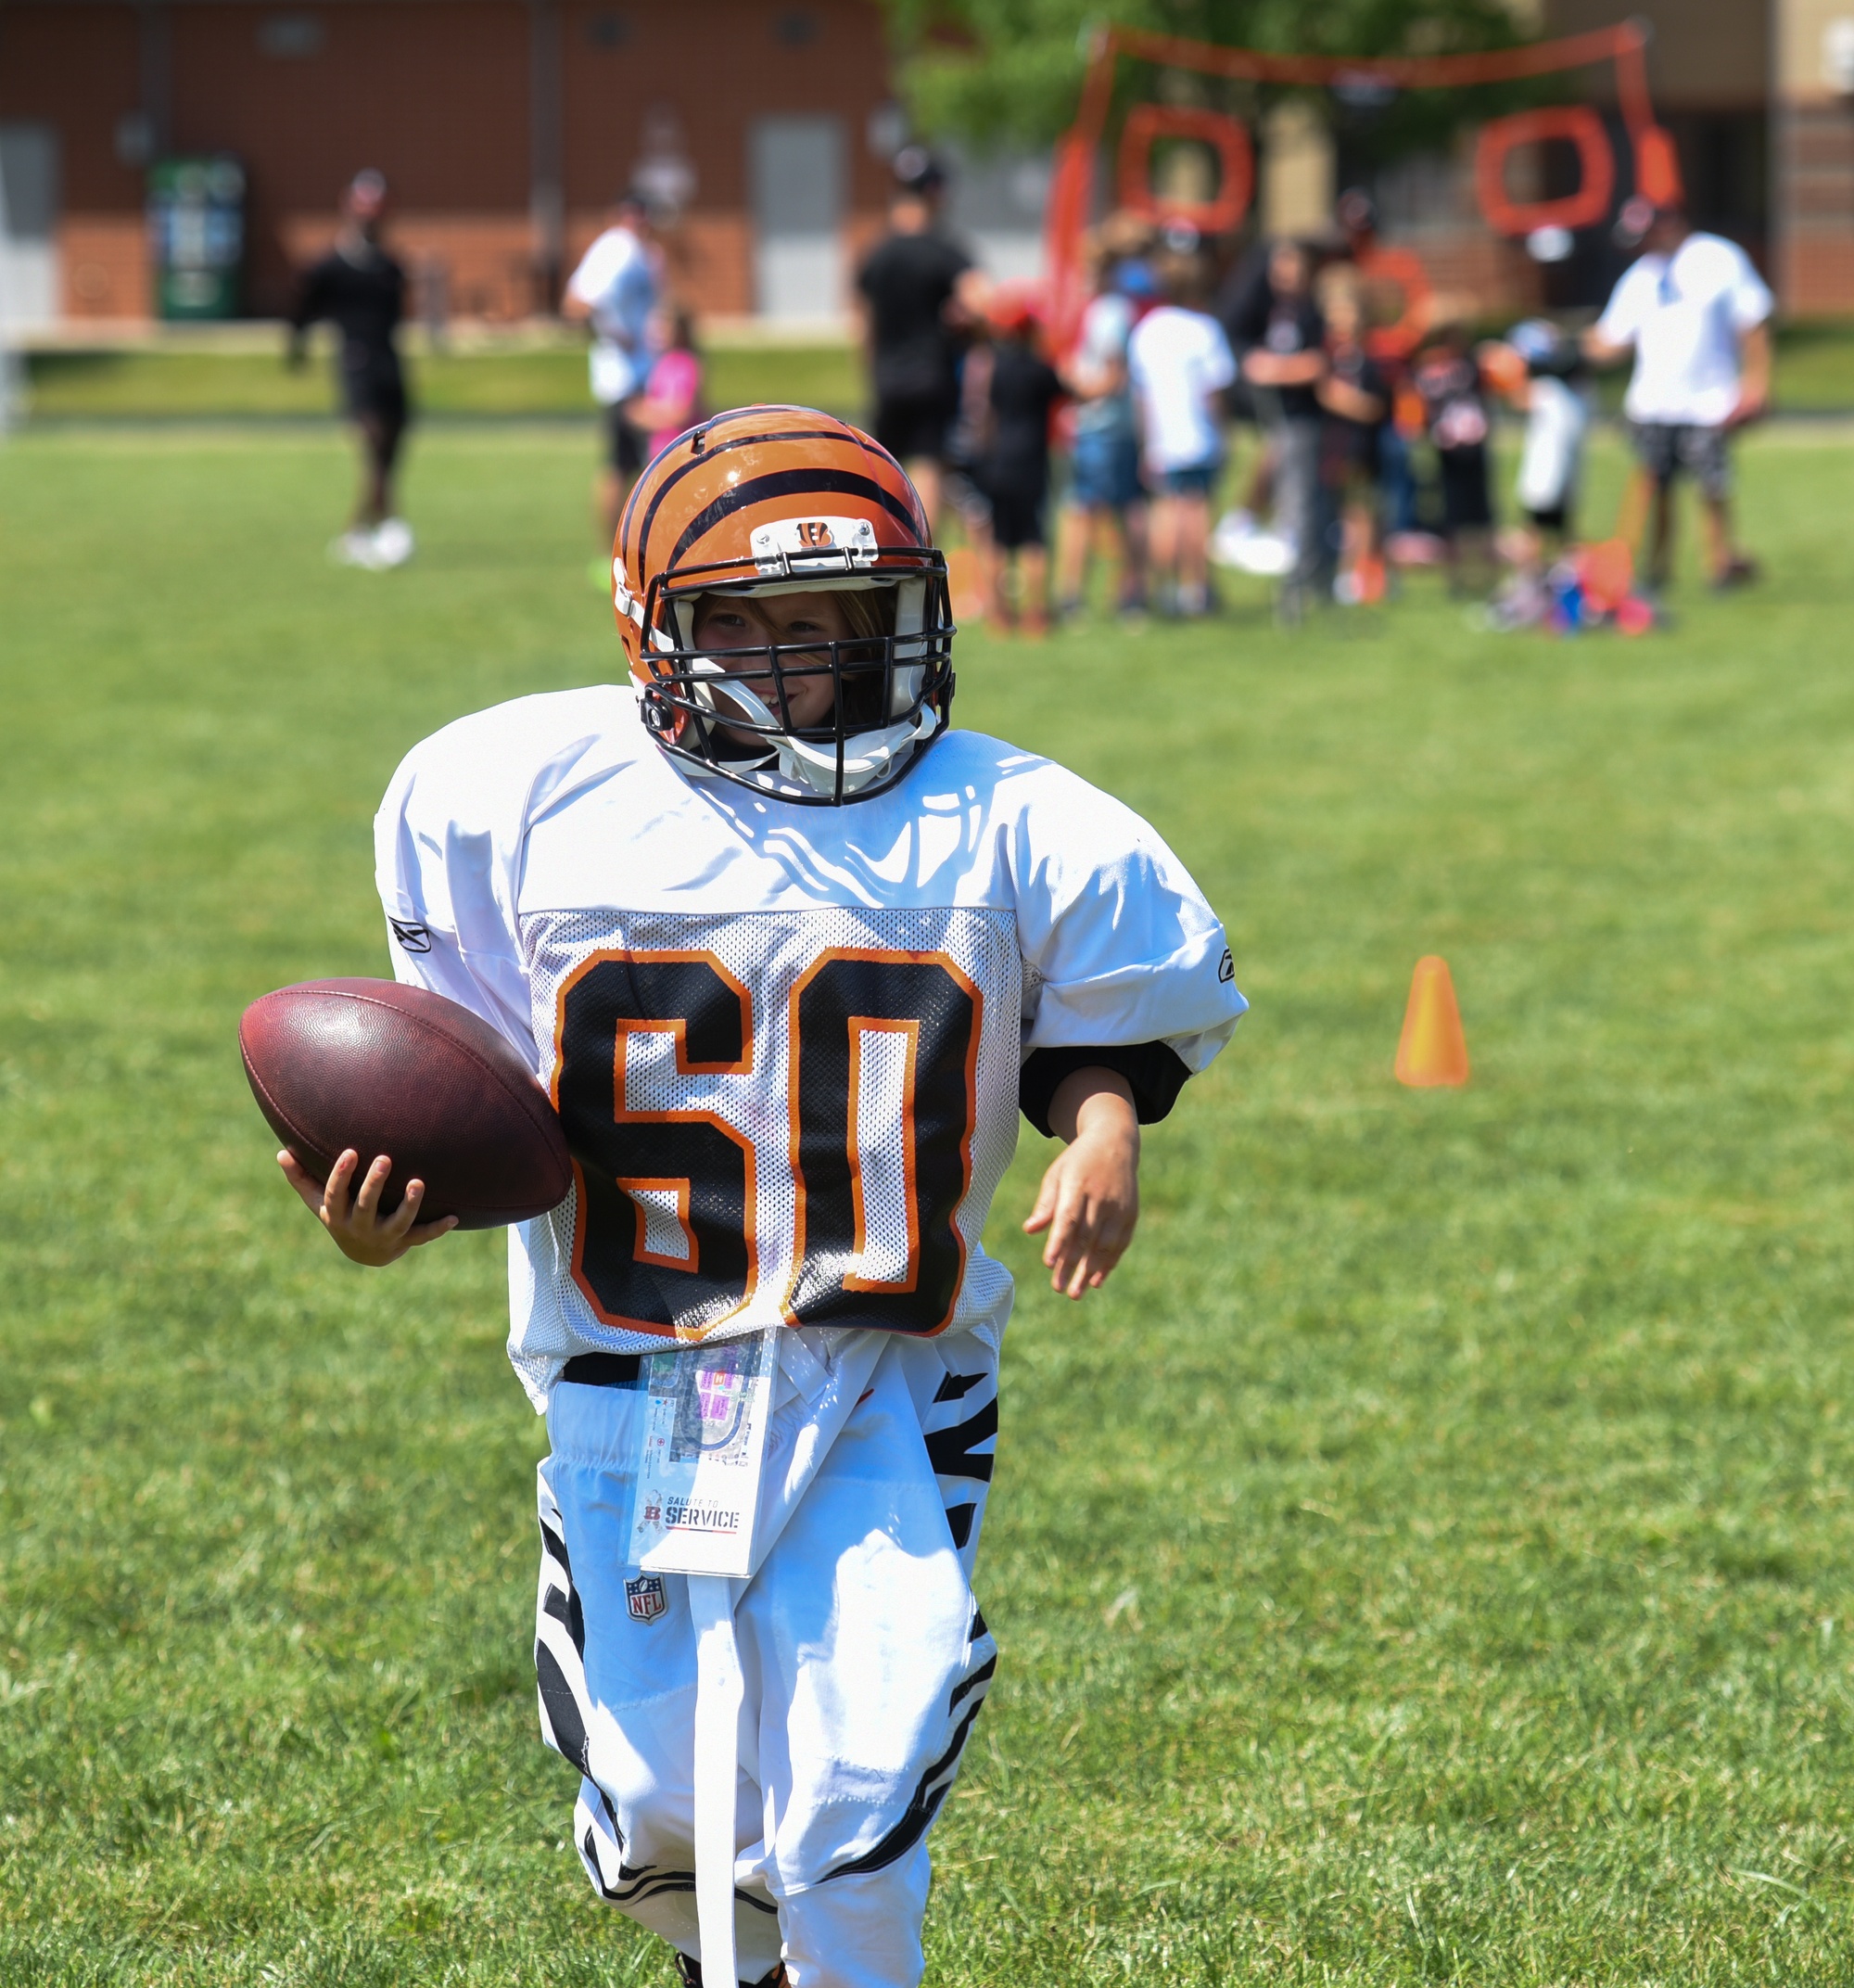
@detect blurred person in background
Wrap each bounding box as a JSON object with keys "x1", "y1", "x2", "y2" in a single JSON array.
[
  {"x1": 1334, "y1": 187, "x2": 1422, "y2": 549},
  {"x1": 1586, "y1": 198, "x2": 1772, "y2": 593},
  {"x1": 1230, "y1": 239, "x2": 1327, "y2": 622},
  {"x1": 1212, "y1": 236, "x2": 1277, "y2": 565},
  {"x1": 1055, "y1": 220, "x2": 1154, "y2": 621},
  {"x1": 1314, "y1": 269, "x2": 1390, "y2": 606},
  {"x1": 979, "y1": 287, "x2": 1065, "y2": 637},
  {"x1": 563, "y1": 190, "x2": 662, "y2": 575},
  {"x1": 940, "y1": 322, "x2": 998, "y2": 601},
  {"x1": 1479, "y1": 319, "x2": 1596, "y2": 630},
  {"x1": 1413, "y1": 323, "x2": 1497, "y2": 594},
  {"x1": 856, "y1": 147, "x2": 988, "y2": 536},
  {"x1": 1126, "y1": 251, "x2": 1236, "y2": 618},
  {"x1": 1487, "y1": 320, "x2": 1590, "y2": 578},
  {"x1": 287, "y1": 170, "x2": 414, "y2": 569},
  {"x1": 623, "y1": 303, "x2": 705, "y2": 460}
]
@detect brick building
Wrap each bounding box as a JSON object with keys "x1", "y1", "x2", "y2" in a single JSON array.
[
  {"x1": 6, "y1": 0, "x2": 1854, "y2": 326},
  {"x1": 0, "y1": 0, "x2": 901, "y2": 325},
  {"x1": 1543, "y1": 0, "x2": 1854, "y2": 312}
]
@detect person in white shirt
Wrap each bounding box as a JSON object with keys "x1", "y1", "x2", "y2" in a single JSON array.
[
  {"x1": 1586, "y1": 200, "x2": 1773, "y2": 592},
  {"x1": 1126, "y1": 256, "x2": 1237, "y2": 618},
  {"x1": 563, "y1": 190, "x2": 664, "y2": 556}
]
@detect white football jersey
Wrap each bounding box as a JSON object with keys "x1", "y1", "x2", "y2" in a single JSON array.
[{"x1": 375, "y1": 687, "x2": 1246, "y2": 1405}]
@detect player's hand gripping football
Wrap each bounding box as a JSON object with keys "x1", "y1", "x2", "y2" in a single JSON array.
[
  {"x1": 278, "y1": 1148, "x2": 459, "y2": 1267},
  {"x1": 1023, "y1": 1069, "x2": 1140, "y2": 1300}
]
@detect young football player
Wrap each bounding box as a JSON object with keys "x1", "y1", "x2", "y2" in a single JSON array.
[{"x1": 280, "y1": 408, "x2": 1246, "y2": 1988}]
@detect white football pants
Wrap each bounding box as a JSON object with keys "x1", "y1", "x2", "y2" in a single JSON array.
[{"x1": 533, "y1": 1328, "x2": 999, "y2": 1988}]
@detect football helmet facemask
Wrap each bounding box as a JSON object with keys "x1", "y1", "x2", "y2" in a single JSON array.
[{"x1": 612, "y1": 406, "x2": 956, "y2": 805}]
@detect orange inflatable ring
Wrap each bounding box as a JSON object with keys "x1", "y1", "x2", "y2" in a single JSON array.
[
  {"x1": 1475, "y1": 105, "x2": 1615, "y2": 236},
  {"x1": 1117, "y1": 105, "x2": 1254, "y2": 235}
]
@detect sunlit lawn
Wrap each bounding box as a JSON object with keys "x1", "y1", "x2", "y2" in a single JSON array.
[{"x1": 4, "y1": 420, "x2": 1854, "y2": 1982}]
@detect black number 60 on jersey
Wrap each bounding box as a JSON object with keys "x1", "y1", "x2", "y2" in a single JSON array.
[{"x1": 552, "y1": 949, "x2": 980, "y2": 1340}]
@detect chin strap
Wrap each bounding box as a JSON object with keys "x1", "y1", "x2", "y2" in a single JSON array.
[{"x1": 680, "y1": 663, "x2": 939, "y2": 798}]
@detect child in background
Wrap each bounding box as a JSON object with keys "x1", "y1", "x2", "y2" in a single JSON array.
[
  {"x1": 1413, "y1": 324, "x2": 1496, "y2": 593},
  {"x1": 1056, "y1": 241, "x2": 1154, "y2": 620},
  {"x1": 1383, "y1": 375, "x2": 1444, "y2": 569},
  {"x1": 1127, "y1": 253, "x2": 1238, "y2": 618},
  {"x1": 623, "y1": 304, "x2": 705, "y2": 461},
  {"x1": 1314, "y1": 270, "x2": 1390, "y2": 605},
  {"x1": 978, "y1": 290, "x2": 1064, "y2": 635},
  {"x1": 1495, "y1": 319, "x2": 1590, "y2": 566}
]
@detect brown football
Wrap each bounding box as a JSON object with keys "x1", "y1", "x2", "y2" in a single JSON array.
[{"x1": 239, "y1": 977, "x2": 573, "y2": 1230}]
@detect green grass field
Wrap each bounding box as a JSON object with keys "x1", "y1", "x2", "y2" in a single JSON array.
[
  {"x1": 16, "y1": 317, "x2": 1854, "y2": 420},
  {"x1": 5, "y1": 422, "x2": 1854, "y2": 1985},
  {"x1": 21, "y1": 342, "x2": 864, "y2": 420}
]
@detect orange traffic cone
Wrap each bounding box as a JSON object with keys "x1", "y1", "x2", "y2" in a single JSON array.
[{"x1": 1394, "y1": 956, "x2": 1469, "y2": 1087}]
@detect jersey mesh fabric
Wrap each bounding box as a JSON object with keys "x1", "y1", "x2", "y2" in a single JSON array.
[{"x1": 510, "y1": 903, "x2": 1023, "y2": 1395}]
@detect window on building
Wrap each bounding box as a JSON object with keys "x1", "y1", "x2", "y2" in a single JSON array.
[{"x1": 258, "y1": 13, "x2": 325, "y2": 58}]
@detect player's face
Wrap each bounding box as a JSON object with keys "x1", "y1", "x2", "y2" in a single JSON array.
[{"x1": 693, "y1": 590, "x2": 860, "y2": 733}]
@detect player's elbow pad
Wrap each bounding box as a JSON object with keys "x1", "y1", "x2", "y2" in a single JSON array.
[{"x1": 1018, "y1": 1041, "x2": 1191, "y2": 1139}]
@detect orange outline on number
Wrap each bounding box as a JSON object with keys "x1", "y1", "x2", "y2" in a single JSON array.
[
  {"x1": 1475, "y1": 106, "x2": 1615, "y2": 237},
  {"x1": 1117, "y1": 105, "x2": 1254, "y2": 235},
  {"x1": 783, "y1": 949, "x2": 982, "y2": 1334},
  {"x1": 844, "y1": 1016, "x2": 921, "y2": 1295},
  {"x1": 615, "y1": 1176, "x2": 698, "y2": 1272},
  {"x1": 550, "y1": 949, "x2": 757, "y2": 1342}
]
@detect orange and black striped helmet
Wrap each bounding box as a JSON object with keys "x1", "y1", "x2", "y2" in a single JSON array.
[{"x1": 612, "y1": 405, "x2": 956, "y2": 805}]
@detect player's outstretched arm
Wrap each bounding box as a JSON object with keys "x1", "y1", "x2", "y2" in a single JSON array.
[
  {"x1": 1022, "y1": 1068, "x2": 1140, "y2": 1301},
  {"x1": 277, "y1": 1148, "x2": 458, "y2": 1267}
]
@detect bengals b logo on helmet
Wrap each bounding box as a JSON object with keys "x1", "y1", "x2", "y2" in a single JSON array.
[{"x1": 611, "y1": 407, "x2": 956, "y2": 806}]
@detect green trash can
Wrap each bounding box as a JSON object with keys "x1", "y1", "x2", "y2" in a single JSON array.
[{"x1": 148, "y1": 156, "x2": 246, "y2": 319}]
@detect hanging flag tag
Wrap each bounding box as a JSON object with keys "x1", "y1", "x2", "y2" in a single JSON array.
[{"x1": 630, "y1": 1332, "x2": 776, "y2": 1578}]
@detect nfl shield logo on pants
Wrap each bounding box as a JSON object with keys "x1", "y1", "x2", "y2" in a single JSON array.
[{"x1": 625, "y1": 1574, "x2": 667, "y2": 1625}]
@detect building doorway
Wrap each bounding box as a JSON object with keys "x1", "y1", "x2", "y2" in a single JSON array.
[
  {"x1": 749, "y1": 114, "x2": 844, "y2": 321},
  {"x1": 0, "y1": 123, "x2": 59, "y2": 331}
]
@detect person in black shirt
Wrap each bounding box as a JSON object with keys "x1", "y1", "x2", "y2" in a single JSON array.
[
  {"x1": 979, "y1": 292, "x2": 1064, "y2": 635},
  {"x1": 288, "y1": 170, "x2": 413, "y2": 567},
  {"x1": 855, "y1": 147, "x2": 986, "y2": 535},
  {"x1": 1229, "y1": 240, "x2": 1327, "y2": 620},
  {"x1": 1413, "y1": 324, "x2": 1497, "y2": 593}
]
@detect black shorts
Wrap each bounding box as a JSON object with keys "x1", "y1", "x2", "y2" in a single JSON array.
[
  {"x1": 342, "y1": 360, "x2": 407, "y2": 427},
  {"x1": 874, "y1": 391, "x2": 958, "y2": 466},
  {"x1": 1629, "y1": 420, "x2": 1732, "y2": 501},
  {"x1": 604, "y1": 404, "x2": 648, "y2": 478},
  {"x1": 1524, "y1": 502, "x2": 1570, "y2": 535},
  {"x1": 1438, "y1": 445, "x2": 1492, "y2": 535},
  {"x1": 987, "y1": 483, "x2": 1047, "y2": 552}
]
